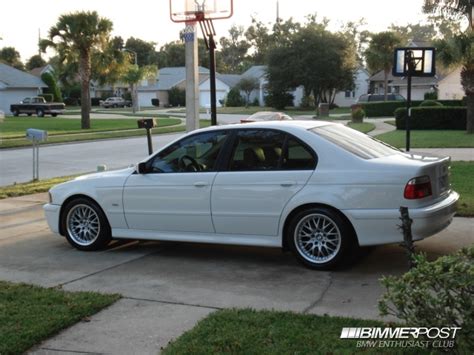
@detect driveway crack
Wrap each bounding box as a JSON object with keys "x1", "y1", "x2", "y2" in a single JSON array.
[{"x1": 302, "y1": 273, "x2": 332, "y2": 314}]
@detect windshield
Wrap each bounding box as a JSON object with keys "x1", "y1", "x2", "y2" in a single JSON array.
[{"x1": 311, "y1": 124, "x2": 401, "y2": 159}]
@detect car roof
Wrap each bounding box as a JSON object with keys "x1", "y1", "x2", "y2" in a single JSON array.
[{"x1": 195, "y1": 120, "x2": 333, "y2": 133}]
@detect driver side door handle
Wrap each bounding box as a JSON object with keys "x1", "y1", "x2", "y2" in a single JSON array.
[{"x1": 194, "y1": 181, "x2": 209, "y2": 187}]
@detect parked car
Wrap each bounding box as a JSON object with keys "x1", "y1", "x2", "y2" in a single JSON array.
[
  {"x1": 99, "y1": 97, "x2": 132, "y2": 108},
  {"x1": 44, "y1": 121, "x2": 458, "y2": 270},
  {"x1": 241, "y1": 111, "x2": 293, "y2": 123},
  {"x1": 357, "y1": 94, "x2": 406, "y2": 102},
  {"x1": 10, "y1": 97, "x2": 65, "y2": 117}
]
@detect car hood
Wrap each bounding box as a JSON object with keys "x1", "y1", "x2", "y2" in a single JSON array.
[{"x1": 74, "y1": 166, "x2": 136, "y2": 181}]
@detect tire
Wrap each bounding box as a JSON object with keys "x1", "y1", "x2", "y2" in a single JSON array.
[
  {"x1": 51, "y1": 113, "x2": 58, "y2": 117},
  {"x1": 287, "y1": 207, "x2": 358, "y2": 270},
  {"x1": 12, "y1": 109, "x2": 19, "y2": 117},
  {"x1": 61, "y1": 197, "x2": 111, "y2": 251},
  {"x1": 27, "y1": 113, "x2": 32, "y2": 116},
  {"x1": 36, "y1": 108, "x2": 44, "y2": 117}
]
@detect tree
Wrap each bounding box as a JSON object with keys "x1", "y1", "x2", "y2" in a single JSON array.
[
  {"x1": 40, "y1": 11, "x2": 113, "y2": 129},
  {"x1": 423, "y1": 0, "x2": 474, "y2": 133},
  {"x1": 125, "y1": 37, "x2": 157, "y2": 66},
  {"x1": 41, "y1": 72, "x2": 63, "y2": 102},
  {"x1": 365, "y1": 32, "x2": 402, "y2": 101},
  {"x1": 388, "y1": 23, "x2": 438, "y2": 44},
  {"x1": 218, "y1": 25, "x2": 251, "y2": 73},
  {"x1": 237, "y1": 77, "x2": 259, "y2": 107},
  {"x1": 26, "y1": 55, "x2": 46, "y2": 71},
  {"x1": 156, "y1": 39, "x2": 209, "y2": 68},
  {"x1": 121, "y1": 64, "x2": 157, "y2": 113},
  {"x1": 0, "y1": 46, "x2": 24, "y2": 70},
  {"x1": 92, "y1": 36, "x2": 128, "y2": 87}
]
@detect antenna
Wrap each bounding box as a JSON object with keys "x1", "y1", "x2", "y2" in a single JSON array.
[
  {"x1": 38, "y1": 28, "x2": 42, "y2": 57},
  {"x1": 276, "y1": 0, "x2": 280, "y2": 23}
]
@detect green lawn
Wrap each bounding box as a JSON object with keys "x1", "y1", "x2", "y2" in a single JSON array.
[
  {"x1": 347, "y1": 122, "x2": 376, "y2": 133},
  {"x1": 162, "y1": 308, "x2": 391, "y2": 355},
  {"x1": 0, "y1": 175, "x2": 79, "y2": 199},
  {"x1": 0, "y1": 118, "x2": 211, "y2": 149},
  {"x1": 0, "y1": 281, "x2": 119, "y2": 355},
  {"x1": 375, "y1": 130, "x2": 474, "y2": 148},
  {"x1": 451, "y1": 161, "x2": 474, "y2": 217},
  {"x1": 0, "y1": 117, "x2": 181, "y2": 138}
]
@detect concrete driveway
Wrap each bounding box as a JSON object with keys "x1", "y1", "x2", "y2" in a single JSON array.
[{"x1": 1, "y1": 193, "x2": 473, "y2": 354}]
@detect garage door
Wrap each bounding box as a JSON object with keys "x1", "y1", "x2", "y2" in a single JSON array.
[
  {"x1": 199, "y1": 90, "x2": 226, "y2": 108},
  {"x1": 138, "y1": 92, "x2": 157, "y2": 108}
]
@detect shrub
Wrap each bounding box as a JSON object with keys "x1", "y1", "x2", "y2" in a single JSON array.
[
  {"x1": 151, "y1": 98, "x2": 160, "y2": 107},
  {"x1": 251, "y1": 97, "x2": 260, "y2": 106},
  {"x1": 168, "y1": 87, "x2": 186, "y2": 107},
  {"x1": 424, "y1": 91, "x2": 438, "y2": 100},
  {"x1": 379, "y1": 247, "x2": 474, "y2": 352},
  {"x1": 225, "y1": 87, "x2": 245, "y2": 107},
  {"x1": 90, "y1": 98, "x2": 101, "y2": 106},
  {"x1": 419, "y1": 100, "x2": 443, "y2": 107},
  {"x1": 360, "y1": 101, "x2": 407, "y2": 117},
  {"x1": 264, "y1": 90, "x2": 294, "y2": 110},
  {"x1": 38, "y1": 94, "x2": 53, "y2": 102},
  {"x1": 41, "y1": 72, "x2": 63, "y2": 102},
  {"x1": 63, "y1": 97, "x2": 79, "y2": 106},
  {"x1": 351, "y1": 108, "x2": 365, "y2": 123},
  {"x1": 395, "y1": 107, "x2": 467, "y2": 130}
]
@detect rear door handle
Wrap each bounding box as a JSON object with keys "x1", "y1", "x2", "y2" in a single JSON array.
[
  {"x1": 194, "y1": 181, "x2": 209, "y2": 187},
  {"x1": 280, "y1": 181, "x2": 297, "y2": 187}
]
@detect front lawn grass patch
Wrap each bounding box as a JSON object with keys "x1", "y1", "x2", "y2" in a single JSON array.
[
  {"x1": 0, "y1": 175, "x2": 78, "y2": 199},
  {"x1": 0, "y1": 281, "x2": 119, "y2": 355},
  {"x1": 347, "y1": 122, "x2": 376, "y2": 133},
  {"x1": 162, "y1": 308, "x2": 388, "y2": 355},
  {"x1": 375, "y1": 130, "x2": 474, "y2": 148},
  {"x1": 451, "y1": 161, "x2": 474, "y2": 217}
]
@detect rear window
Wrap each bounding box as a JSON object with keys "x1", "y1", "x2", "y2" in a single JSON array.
[{"x1": 311, "y1": 124, "x2": 401, "y2": 159}]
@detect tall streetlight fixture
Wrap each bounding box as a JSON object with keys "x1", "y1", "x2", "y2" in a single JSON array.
[{"x1": 121, "y1": 48, "x2": 139, "y2": 112}]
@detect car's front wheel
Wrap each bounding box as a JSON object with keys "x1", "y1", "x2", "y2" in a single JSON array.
[
  {"x1": 288, "y1": 207, "x2": 358, "y2": 270},
  {"x1": 61, "y1": 198, "x2": 111, "y2": 251}
]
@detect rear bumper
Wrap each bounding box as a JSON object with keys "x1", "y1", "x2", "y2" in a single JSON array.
[
  {"x1": 43, "y1": 203, "x2": 61, "y2": 234},
  {"x1": 344, "y1": 191, "x2": 459, "y2": 246}
]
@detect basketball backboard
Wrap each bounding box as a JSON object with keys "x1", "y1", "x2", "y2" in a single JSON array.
[
  {"x1": 170, "y1": 0, "x2": 233, "y2": 23},
  {"x1": 393, "y1": 47, "x2": 436, "y2": 77}
]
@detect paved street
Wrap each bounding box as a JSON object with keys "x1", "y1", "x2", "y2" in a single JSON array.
[
  {"x1": 0, "y1": 193, "x2": 472, "y2": 354},
  {"x1": 0, "y1": 133, "x2": 183, "y2": 186}
]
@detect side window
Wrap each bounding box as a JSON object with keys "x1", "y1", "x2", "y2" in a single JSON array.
[
  {"x1": 230, "y1": 130, "x2": 285, "y2": 171},
  {"x1": 282, "y1": 138, "x2": 316, "y2": 170},
  {"x1": 149, "y1": 130, "x2": 228, "y2": 173},
  {"x1": 23, "y1": 98, "x2": 30, "y2": 103}
]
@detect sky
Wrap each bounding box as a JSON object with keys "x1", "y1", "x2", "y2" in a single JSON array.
[{"x1": 1, "y1": 0, "x2": 429, "y2": 61}]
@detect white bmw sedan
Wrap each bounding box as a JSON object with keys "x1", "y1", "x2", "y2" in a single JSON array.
[{"x1": 44, "y1": 121, "x2": 458, "y2": 270}]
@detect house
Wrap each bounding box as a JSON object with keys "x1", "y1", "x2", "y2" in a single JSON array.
[
  {"x1": 368, "y1": 69, "x2": 438, "y2": 101},
  {"x1": 333, "y1": 68, "x2": 370, "y2": 106},
  {"x1": 0, "y1": 63, "x2": 47, "y2": 113},
  {"x1": 137, "y1": 66, "x2": 211, "y2": 107},
  {"x1": 29, "y1": 64, "x2": 55, "y2": 78},
  {"x1": 438, "y1": 66, "x2": 464, "y2": 100}
]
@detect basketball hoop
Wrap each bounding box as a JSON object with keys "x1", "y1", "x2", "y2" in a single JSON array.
[
  {"x1": 170, "y1": 0, "x2": 233, "y2": 23},
  {"x1": 392, "y1": 47, "x2": 435, "y2": 77}
]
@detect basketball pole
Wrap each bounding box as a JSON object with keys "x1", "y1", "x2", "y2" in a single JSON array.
[{"x1": 184, "y1": 22, "x2": 200, "y2": 132}]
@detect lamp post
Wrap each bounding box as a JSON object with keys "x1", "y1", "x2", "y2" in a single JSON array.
[{"x1": 121, "y1": 48, "x2": 140, "y2": 112}]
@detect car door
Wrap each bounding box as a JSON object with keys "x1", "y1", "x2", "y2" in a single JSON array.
[
  {"x1": 211, "y1": 129, "x2": 317, "y2": 236},
  {"x1": 123, "y1": 130, "x2": 230, "y2": 233}
]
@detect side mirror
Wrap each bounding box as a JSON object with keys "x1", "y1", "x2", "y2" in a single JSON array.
[{"x1": 137, "y1": 162, "x2": 149, "y2": 174}]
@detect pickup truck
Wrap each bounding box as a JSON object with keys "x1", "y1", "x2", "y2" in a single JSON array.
[
  {"x1": 99, "y1": 97, "x2": 132, "y2": 108},
  {"x1": 10, "y1": 97, "x2": 65, "y2": 117}
]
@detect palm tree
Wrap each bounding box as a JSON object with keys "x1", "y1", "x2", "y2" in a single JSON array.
[
  {"x1": 121, "y1": 65, "x2": 157, "y2": 113},
  {"x1": 365, "y1": 32, "x2": 402, "y2": 101},
  {"x1": 40, "y1": 11, "x2": 113, "y2": 129},
  {"x1": 423, "y1": 0, "x2": 473, "y2": 133}
]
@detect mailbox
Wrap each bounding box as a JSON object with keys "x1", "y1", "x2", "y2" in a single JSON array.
[
  {"x1": 26, "y1": 128, "x2": 48, "y2": 142},
  {"x1": 137, "y1": 119, "x2": 157, "y2": 129}
]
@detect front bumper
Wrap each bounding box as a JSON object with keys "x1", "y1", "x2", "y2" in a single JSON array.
[
  {"x1": 344, "y1": 191, "x2": 459, "y2": 246},
  {"x1": 43, "y1": 203, "x2": 61, "y2": 234}
]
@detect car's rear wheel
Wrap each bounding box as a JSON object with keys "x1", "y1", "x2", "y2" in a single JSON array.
[
  {"x1": 51, "y1": 113, "x2": 58, "y2": 117},
  {"x1": 288, "y1": 207, "x2": 358, "y2": 270},
  {"x1": 36, "y1": 108, "x2": 44, "y2": 117},
  {"x1": 61, "y1": 198, "x2": 111, "y2": 251}
]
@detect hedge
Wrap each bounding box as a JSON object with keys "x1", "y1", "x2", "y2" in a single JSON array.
[
  {"x1": 38, "y1": 94, "x2": 53, "y2": 103},
  {"x1": 395, "y1": 107, "x2": 467, "y2": 130},
  {"x1": 359, "y1": 99, "x2": 464, "y2": 118}
]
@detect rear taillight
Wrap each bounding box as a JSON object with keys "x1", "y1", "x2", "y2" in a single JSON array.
[{"x1": 404, "y1": 176, "x2": 432, "y2": 199}]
